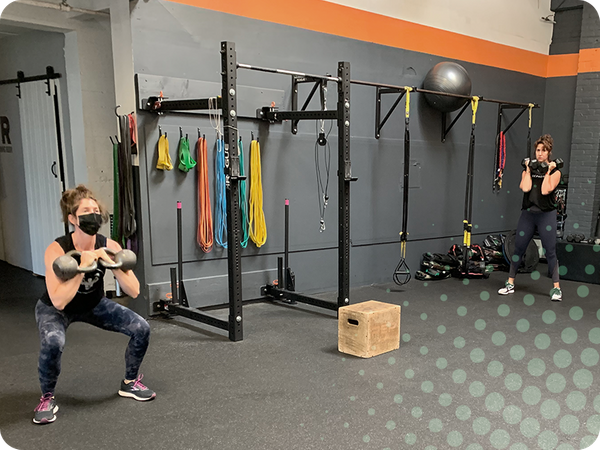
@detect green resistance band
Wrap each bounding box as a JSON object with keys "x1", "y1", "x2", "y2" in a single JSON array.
[
  {"x1": 239, "y1": 138, "x2": 250, "y2": 248},
  {"x1": 178, "y1": 136, "x2": 196, "y2": 172}
]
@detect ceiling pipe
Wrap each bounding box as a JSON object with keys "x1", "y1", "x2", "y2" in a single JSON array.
[{"x1": 17, "y1": 0, "x2": 109, "y2": 16}]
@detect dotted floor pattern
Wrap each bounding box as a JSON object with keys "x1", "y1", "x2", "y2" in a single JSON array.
[{"x1": 337, "y1": 264, "x2": 600, "y2": 450}]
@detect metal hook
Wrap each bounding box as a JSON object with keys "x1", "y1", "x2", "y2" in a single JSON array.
[
  {"x1": 179, "y1": 127, "x2": 183, "y2": 139},
  {"x1": 109, "y1": 136, "x2": 115, "y2": 145},
  {"x1": 251, "y1": 131, "x2": 254, "y2": 141},
  {"x1": 115, "y1": 105, "x2": 122, "y2": 117},
  {"x1": 197, "y1": 128, "x2": 201, "y2": 139}
]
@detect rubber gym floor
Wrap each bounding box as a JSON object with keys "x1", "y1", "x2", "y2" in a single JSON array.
[{"x1": 1, "y1": 260, "x2": 599, "y2": 450}]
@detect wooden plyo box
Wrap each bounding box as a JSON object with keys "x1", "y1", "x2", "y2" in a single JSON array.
[{"x1": 338, "y1": 300, "x2": 401, "y2": 358}]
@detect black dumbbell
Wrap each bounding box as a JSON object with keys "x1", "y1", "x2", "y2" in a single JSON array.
[
  {"x1": 540, "y1": 158, "x2": 564, "y2": 174},
  {"x1": 521, "y1": 158, "x2": 542, "y2": 171},
  {"x1": 52, "y1": 251, "x2": 98, "y2": 280},
  {"x1": 99, "y1": 248, "x2": 137, "y2": 272}
]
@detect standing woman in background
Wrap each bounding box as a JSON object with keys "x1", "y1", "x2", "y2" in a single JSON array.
[
  {"x1": 498, "y1": 134, "x2": 563, "y2": 301},
  {"x1": 33, "y1": 185, "x2": 155, "y2": 425}
]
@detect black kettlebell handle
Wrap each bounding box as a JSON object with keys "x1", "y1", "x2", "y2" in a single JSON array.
[
  {"x1": 65, "y1": 250, "x2": 98, "y2": 273},
  {"x1": 98, "y1": 247, "x2": 122, "y2": 269}
]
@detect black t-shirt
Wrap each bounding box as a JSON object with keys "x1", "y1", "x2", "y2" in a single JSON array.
[
  {"x1": 522, "y1": 169, "x2": 560, "y2": 212},
  {"x1": 41, "y1": 233, "x2": 107, "y2": 314}
]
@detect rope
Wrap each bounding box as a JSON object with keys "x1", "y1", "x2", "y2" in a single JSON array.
[
  {"x1": 315, "y1": 121, "x2": 332, "y2": 232},
  {"x1": 527, "y1": 103, "x2": 534, "y2": 157},
  {"x1": 197, "y1": 136, "x2": 213, "y2": 253},
  {"x1": 249, "y1": 139, "x2": 267, "y2": 247},
  {"x1": 238, "y1": 138, "x2": 250, "y2": 248},
  {"x1": 156, "y1": 134, "x2": 173, "y2": 170},
  {"x1": 178, "y1": 135, "x2": 196, "y2": 172},
  {"x1": 215, "y1": 137, "x2": 228, "y2": 248}
]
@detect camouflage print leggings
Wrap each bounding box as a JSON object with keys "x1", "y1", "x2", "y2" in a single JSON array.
[{"x1": 35, "y1": 298, "x2": 150, "y2": 395}]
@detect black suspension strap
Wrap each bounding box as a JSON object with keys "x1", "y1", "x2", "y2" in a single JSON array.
[
  {"x1": 526, "y1": 103, "x2": 534, "y2": 158},
  {"x1": 393, "y1": 87, "x2": 413, "y2": 286},
  {"x1": 461, "y1": 96, "x2": 479, "y2": 273}
]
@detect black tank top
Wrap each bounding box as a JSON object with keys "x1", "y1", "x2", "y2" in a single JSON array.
[
  {"x1": 41, "y1": 233, "x2": 107, "y2": 314},
  {"x1": 522, "y1": 169, "x2": 559, "y2": 212}
]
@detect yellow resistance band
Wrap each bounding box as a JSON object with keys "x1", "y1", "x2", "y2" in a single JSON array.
[
  {"x1": 156, "y1": 134, "x2": 173, "y2": 170},
  {"x1": 249, "y1": 139, "x2": 267, "y2": 247},
  {"x1": 528, "y1": 103, "x2": 534, "y2": 128}
]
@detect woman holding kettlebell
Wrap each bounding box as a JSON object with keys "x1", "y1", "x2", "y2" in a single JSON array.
[
  {"x1": 33, "y1": 185, "x2": 155, "y2": 425},
  {"x1": 498, "y1": 134, "x2": 563, "y2": 301}
]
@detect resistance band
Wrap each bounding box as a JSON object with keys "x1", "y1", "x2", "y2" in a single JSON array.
[
  {"x1": 156, "y1": 133, "x2": 173, "y2": 170},
  {"x1": 393, "y1": 87, "x2": 413, "y2": 286},
  {"x1": 117, "y1": 114, "x2": 136, "y2": 242},
  {"x1": 112, "y1": 140, "x2": 120, "y2": 241},
  {"x1": 249, "y1": 138, "x2": 267, "y2": 247},
  {"x1": 178, "y1": 134, "x2": 196, "y2": 172},
  {"x1": 462, "y1": 96, "x2": 479, "y2": 271},
  {"x1": 197, "y1": 136, "x2": 213, "y2": 253},
  {"x1": 497, "y1": 131, "x2": 506, "y2": 190},
  {"x1": 215, "y1": 137, "x2": 228, "y2": 248},
  {"x1": 238, "y1": 138, "x2": 250, "y2": 248}
]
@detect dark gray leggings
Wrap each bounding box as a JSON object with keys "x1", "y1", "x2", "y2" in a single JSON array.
[
  {"x1": 35, "y1": 297, "x2": 150, "y2": 395},
  {"x1": 509, "y1": 209, "x2": 560, "y2": 283}
]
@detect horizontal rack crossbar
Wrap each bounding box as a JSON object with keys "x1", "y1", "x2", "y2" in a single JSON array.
[
  {"x1": 237, "y1": 63, "x2": 339, "y2": 82},
  {"x1": 262, "y1": 285, "x2": 339, "y2": 311}
]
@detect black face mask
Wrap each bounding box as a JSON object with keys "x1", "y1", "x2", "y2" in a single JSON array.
[{"x1": 77, "y1": 213, "x2": 102, "y2": 236}]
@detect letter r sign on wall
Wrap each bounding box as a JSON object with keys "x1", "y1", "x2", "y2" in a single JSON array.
[{"x1": 0, "y1": 116, "x2": 12, "y2": 153}]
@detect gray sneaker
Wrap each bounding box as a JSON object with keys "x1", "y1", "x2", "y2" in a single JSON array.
[
  {"x1": 118, "y1": 374, "x2": 156, "y2": 401},
  {"x1": 33, "y1": 393, "x2": 58, "y2": 424},
  {"x1": 550, "y1": 287, "x2": 563, "y2": 302},
  {"x1": 498, "y1": 281, "x2": 515, "y2": 295}
]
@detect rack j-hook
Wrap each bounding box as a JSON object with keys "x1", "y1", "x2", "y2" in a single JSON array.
[{"x1": 115, "y1": 105, "x2": 121, "y2": 117}]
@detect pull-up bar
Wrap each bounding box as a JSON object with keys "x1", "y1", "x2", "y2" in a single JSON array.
[{"x1": 351, "y1": 78, "x2": 539, "y2": 109}]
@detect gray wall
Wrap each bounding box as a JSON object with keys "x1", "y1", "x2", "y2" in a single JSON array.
[
  {"x1": 131, "y1": 1, "x2": 548, "y2": 311},
  {"x1": 542, "y1": 5, "x2": 583, "y2": 176},
  {"x1": 0, "y1": 30, "x2": 68, "y2": 270},
  {"x1": 565, "y1": 3, "x2": 600, "y2": 238}
]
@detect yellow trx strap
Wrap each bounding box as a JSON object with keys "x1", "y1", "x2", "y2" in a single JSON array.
[
  {"x1": 156, "y1": 134, "x2": 173, "y2": 170},
  {"x1": 471, "y1": 96, "x2": 480, "y2": 125},
  {"x1": 405, "y1": 87, "x2": 412, "y2": 119},
  {"x1": 249, "y1": 139, "x2": 267, "y2": 247},
  {"x1": 528, "y1": 103, "x2": 534, "y2": 128}
]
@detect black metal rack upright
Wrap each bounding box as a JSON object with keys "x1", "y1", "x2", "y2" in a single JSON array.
[
  {"x1": 151, "y1": 42, "x2": 243, "y2": 342},
  {"x1": 253, "y1": 62, "x2": 354, "y2": 311}
]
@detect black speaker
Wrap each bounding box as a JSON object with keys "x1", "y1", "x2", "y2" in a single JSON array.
[{"x1": 556, "y1": 241, "x2": 600, "y2": 284}]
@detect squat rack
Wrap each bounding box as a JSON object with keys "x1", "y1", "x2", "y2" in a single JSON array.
[{"x1": 148, "y1": 41, "x2": 354, "y2": 341}]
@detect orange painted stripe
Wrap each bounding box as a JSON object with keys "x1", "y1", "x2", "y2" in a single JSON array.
[
  {"x1": 166, "y1": 0, "x2": 548, "y2": 76},
  {"x1": 547, "y1": 54, "x2": 580, "y2": 77},
  {"x1": 578, "y1": 48, "x2": 600, "y2": 73},
  {"x1": 165, "y1": 0, "x2": 599, "y2": 78}
]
